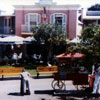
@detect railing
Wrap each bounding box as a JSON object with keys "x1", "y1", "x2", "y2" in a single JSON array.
[{"x1": 21, "y1": 25, "x2": 37, "y2": 34}]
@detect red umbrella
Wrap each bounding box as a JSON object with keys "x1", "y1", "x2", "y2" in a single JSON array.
[
  {"x1": 56, "y1": 53, "x2": 85, "y2": 58},
  {"x1": 56, "y1": 52, "x2": 85, "y2": 66},
  {"x1": 56, "y1": 53, "x2": 72, "y2": 58},
  {"x1": 72, "y1": 53, "x2": 85, "y2": 58},
  {"x1": 56, "y1": 53, "x2": 72, "y2": 64}
]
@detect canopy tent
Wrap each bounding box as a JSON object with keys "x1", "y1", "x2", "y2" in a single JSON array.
[
  {"x1": 0, "y1": 36, "x2": 36, "y2": 60},
  {"x1": 69, "y1": 37, "x2": 81, "y2": 43},
  {"x1": 23, "y1": 36, "x2": 36, "y2": 43},
  {"x1": 0, "y1": 36, "x2": 29, "y2": 45}
]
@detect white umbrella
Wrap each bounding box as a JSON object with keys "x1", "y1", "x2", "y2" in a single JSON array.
[
  {"x1": 0, "y1": 36, "x2": 25, "y2": 44},
  {"x1": 24, "y1": 36, "x2": 36, "y2": 42},
  {"x1": 0, "y1": 37, "x2": 3, "y2": 41},
  {"x1": 69, "y1": 37, "x2": 81, "y2": 43}
]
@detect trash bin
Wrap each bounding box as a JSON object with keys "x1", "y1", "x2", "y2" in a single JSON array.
[{"x1": 20, "y1": 75, "x2": 24, "y2": 95}]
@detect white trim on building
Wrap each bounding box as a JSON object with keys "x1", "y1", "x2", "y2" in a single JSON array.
[
  {"x1": 14, "y1": 5, "x2": 80, "y2": 11},
  {"x1": 82, "y1": 10, "x2": 100, "y2": 20},
  {"x1": 35, "y1": 0, "x2": 56, "y2": 5}
]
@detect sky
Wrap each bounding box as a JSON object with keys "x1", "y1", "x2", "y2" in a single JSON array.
[{"x1": 0, "y1": 0, "x2": 100, "y2": 14}]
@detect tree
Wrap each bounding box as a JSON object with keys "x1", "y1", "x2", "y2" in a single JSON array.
[
  {"x1": 67, "y1": 24, "x2": 100, "y2": 70},
  {"x1": 80, "y1": 25, "x2": 100, "y2": 67},
  {"x1": 88, "y1": 4, "x2": 100, "y2": 11},
  {"x1": 32, "y1": 24, "x2": 67, "y2": 64}
]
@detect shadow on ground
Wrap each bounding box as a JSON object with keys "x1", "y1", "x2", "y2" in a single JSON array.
[
  {"x1": 8, "y1": 92, "x2": 30, "y2": 96},
  {"x1": 33, "y1": 75, "x2": 53, "y2": 79},
  {"x1": 0, "y1": 77, "x2": 20, "y2": 81},
  {"x1": 8, "y1": 92, "x2": 21, "y2": 96},
  {"x1": 34, "y1": 88, "x2": 100, "y2": 100}
]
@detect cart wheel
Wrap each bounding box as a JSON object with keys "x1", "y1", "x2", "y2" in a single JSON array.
[
  {"x1": 53, "y1": 81, "x2": 66, "y2": 90},
  {"x1": 51, "y1": 80, "x2": 57, "y2": 90}
]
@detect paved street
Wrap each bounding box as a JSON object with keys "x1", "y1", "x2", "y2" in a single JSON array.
[
  {"x1": 0, "y1": 76, "x2": 99, "y2": 100},
  {"x1": 0, "y1": 76, "x2": 75, "y2": 100}
]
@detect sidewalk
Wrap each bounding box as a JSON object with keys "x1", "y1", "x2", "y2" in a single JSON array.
[{"x1": 0, "y1": 76, "x2": 98, "y2": 100}]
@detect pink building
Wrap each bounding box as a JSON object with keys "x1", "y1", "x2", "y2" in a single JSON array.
[{"x1": 14, "y1": 0, "x2": 81, "y2": 39}]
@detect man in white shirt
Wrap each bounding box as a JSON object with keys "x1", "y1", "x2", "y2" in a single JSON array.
[{"x1": 20, "y1": 69, "x2": 31, "y2": 95}]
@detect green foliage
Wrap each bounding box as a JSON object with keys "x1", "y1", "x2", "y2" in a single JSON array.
[
  {"x1": 66, "y1": 25, "x2": 100, "y2": 70},
  {"x1": 80, "y1": 25, "x2": 100, "y2": 67},
  {"x1": 33, "y1": 24, "x2": 66, "y2": 42},
  {"x1": 67, "y1": 24, "x2": 100, "y2": 70},
  {"x1": 32, "y1": 24, "x2": 67, "y2": 64}
]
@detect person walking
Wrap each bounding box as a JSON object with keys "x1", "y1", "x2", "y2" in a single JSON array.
[
  {"x1": 92, "y1": 67, "x2": 100, "y2": 94},
  {"x1": 20, "y1": 69, "x2": 31, "y2": 95}
]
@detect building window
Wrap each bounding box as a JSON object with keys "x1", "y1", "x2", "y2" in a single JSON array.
[
  {"x1": 98, "y1": 20, "x2": 100, "y2": 24},
  {"x1": 25, "y1": 13, "x2": 41, "y2": 32},
  {"x1": 30, "y1": 14, "x2": 37, "y2": 26},
  {"x1": 9, "y1": 18, "x2": 11, "y2": 27},
  {"x1": 96, "y1": 20, "x2": 100, "y2": 25},
  {"x1": 50, "y1": 13, "x2": 67, "y2": 32},
  {"x1": 55, "y1": 14, "x2": 62, "y2": 26},
  {"x1": 4, "y1": 18, "x2": 7, "y2": 27},
  {"x1": 4, "y1": 17, "x2": 12, "y2": 34}
]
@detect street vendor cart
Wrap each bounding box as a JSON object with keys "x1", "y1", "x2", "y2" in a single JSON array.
[{"x1": 51, "y1": 72, "x2": 89, "y2": 90}]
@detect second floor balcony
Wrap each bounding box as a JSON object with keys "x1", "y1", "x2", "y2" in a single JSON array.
[{"x1": 21, "y1": 24, "x2": 37, "y2": 35}]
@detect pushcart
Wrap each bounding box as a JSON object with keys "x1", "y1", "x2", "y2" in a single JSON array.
[{"x1": 51, "y1": 72, "x2": 89, "y2": 90}]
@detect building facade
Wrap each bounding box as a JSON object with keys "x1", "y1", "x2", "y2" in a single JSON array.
[
  {"x1": 14, "y1": 0, "x2": 81, "y2": 39},
  {"x1": 82, "y1": 10, "x2": 100, "y2": 28},
  {"x1": 0, "y1": 14, "x2": 15, "y2": 36}
]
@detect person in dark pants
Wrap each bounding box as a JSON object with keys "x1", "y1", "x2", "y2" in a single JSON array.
[
  {"x1": 20, "y1": 69, "x2": 31, "y2": 95},
  {"x1": 92, "y1": 67, "x2": 100, "y2": 94}
]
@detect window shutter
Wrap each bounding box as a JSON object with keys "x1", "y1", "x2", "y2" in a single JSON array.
[
  {"x1": 25, "y1": 14, "x2": 29, "y2": 25},
  {"x1": 50, "y1": 14, "x2": 55, "y2": 24},
  {"x1": 37, "y1": 14, "x2": 41, "y2": 25},
  {"x1": 62, "y1": 14, "x2": 67, "y2": 32},
  {"x1": 62, "y1": 14, "x2": 67, "y2": 37},
  {"x1": 25, "y1": 14, "x2": 30, "y2": 32}
]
